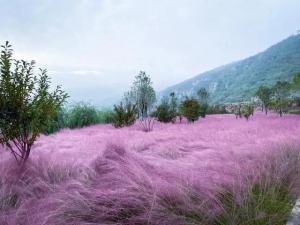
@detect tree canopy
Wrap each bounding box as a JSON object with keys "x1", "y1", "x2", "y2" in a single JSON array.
[
  {"x1": 0, "y1": 41, "x2": 68, "y2": 164},
  {"x1": 129, "y1": 71, "x2": 156, "y2": 119}
]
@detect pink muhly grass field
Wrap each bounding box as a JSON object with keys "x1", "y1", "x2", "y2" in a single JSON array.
[{"x1": 0, "y1": 113, "x2": 299, "y2": 224}]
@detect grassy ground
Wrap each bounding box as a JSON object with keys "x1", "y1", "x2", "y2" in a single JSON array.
[{"x1": 0, "y1": 113, "x2": 299, "y2": 224}]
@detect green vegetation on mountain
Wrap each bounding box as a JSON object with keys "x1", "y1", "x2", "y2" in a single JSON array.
[{"x1": 161, "y1": 34, "x2": 300, "y2": 104}]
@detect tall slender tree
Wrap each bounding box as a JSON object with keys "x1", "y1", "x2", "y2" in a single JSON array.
[
  {"x1": 256, "y1": 85, "x2": 272, "y2": 114},
  {"x1": 197, "y1": 88, "x2": 210, "y2": 117},
  {"x1": 169, "y1": 92, "x2": 178, "y2": 122},
  {"x1": 272, "y1": 81, "x2": 290, "y2": 117},
  {"x1": 127, "y1": 71, "x2": 156, "y2": 132},
  {"x1": 129, "y1": 71, "x2": 156, "y2": 119},
  {"x1": 197, "y1": 88, "x2": 209, "y2": 105}
]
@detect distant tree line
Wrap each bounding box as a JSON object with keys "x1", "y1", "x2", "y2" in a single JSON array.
[
  {"x1": 45, "y1": 103, "x2": 115, "y2": 134},
  {"x1": 112, "y1": 71, "x2": 230, "y2": 127},
  {"x1": 1, "y1": 40, "x2": 299, "y2": 165},
  {"x1": 232, "y1": 103, "x2": 255, "y2": 120},
  {"x1": 153, "y1": 88, "x2": 208, "y2": 123},
  {"x1": 255, "y1": 73, "x2": 300, "y2": 117},
  {"x1": 153, "y1": 87, "x2": 230, "y2": 123}
]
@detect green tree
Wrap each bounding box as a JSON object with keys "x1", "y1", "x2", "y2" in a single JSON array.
[
  {"x1": 241, "y1": 104, "x2": 255, "y2": 121},
  {"x1": 197, "y1": 88, "x2": 210, "y2": 117},
  {"x1": 44, "y1": 107, "x2": 68, "y2": 134},
  {"x1": 169, "y1": 92, "x2": 178, "y2": 118},
  {"x1": 154, "y1": 96, "x2": 177, "y2": 123},
  {"x1": 234, "y1": 103, "x2": 243, "y2": 119},
  {"x1": 129, "y1": 71, "x2": 156, "y2": 119},
  {"x1": 197, "y1": 88, "x2": 209, "y2": 104},
  {"x1": 256, "y1": 85, "x2": 272, "y2": 115},
  {"x1": 180, "y1": 97, "x2": 201, "y2": 122},
  {"x1": 272, "y1": 81, "x2": 291, "y2": 117},
  {"x1": 291, "y1": 73, "x2": 300, "y2": 92},
  {"x1": 128, "y1": 71, "x2": 156, "y2": 132},
  {"x1": 112, "y1": 100, "x2": 137, "y2": 128},
  {"x1": 68, "y1": 103, "x2": 99, "y2": 129},
  {"x1": 0, "y1": 42, "x2": 68, "y2": 164}
]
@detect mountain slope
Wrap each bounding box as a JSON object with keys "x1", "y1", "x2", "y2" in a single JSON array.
[{"x1": 161, "y1": 34, "x2": 300, "y2": 104}]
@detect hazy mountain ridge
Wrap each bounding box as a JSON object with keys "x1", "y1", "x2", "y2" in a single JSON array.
[{"x1": 161, "y1": 34, "x2": 300, "y2": 103}]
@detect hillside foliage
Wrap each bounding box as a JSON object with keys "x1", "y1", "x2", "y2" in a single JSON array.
[{"x1": 162, "y1": 35, "x2": 300, "y2": 104}]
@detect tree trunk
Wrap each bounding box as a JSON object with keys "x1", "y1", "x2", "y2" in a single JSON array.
[
  {"x1": 279, "y1": 107, "x2": 283, "y2": 117},
  {"x1": 21, "y1": 143, "x2": 31, "y2": 166}
]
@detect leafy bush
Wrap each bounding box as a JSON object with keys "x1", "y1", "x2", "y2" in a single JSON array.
[
  {"x1": 154, "y1": 97, "x2": 177, "y2": 123},
  {"x1": 241, "y1": 104, "x2": 255, "y2": 120},
  {"x1": 154, "y1": 103, "x2": 172, "y2": 123},
  {"x1": 98, "y1": 109, "x2": 115, "y2": 124},
  {"x1": 112, "y1": 101, "x2": 137, "y2": 128},
  {"x1": 0, "y1": 42, "x2": 68, "y2": 164},
  {"x1": 256, "y1": 85, "x2": 272, "y2": 114},
  {"x1": 68, "y1": 103, "x2": 100, "y2": 129},
  {"x1": 199, "y1": 104, "x2": 209, "y2": 118},
  {"x1": 180, "y1": 97, "x2": 201, "y2": 122},
  {"x1": 272, "y1": 81, "x2": 291, "y2": 117},
  {"x1": 45, "y1": 105, "x2": 115, "y2": 133},
  {"x1": 197, "y1": 88, "x2": 210, "y2": 118},
  {"x1": 44, "y1": 108, "x2": 69, "y2": 134}
]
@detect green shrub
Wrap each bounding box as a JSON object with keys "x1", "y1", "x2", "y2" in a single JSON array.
[
  {"x1": 98, "y1": 109, "x2": 115, "y2": 124},
  {"x1": 154, "y1": 97, "x2": 177, "y2": 123},
  {"x1": 199, "y1": 103, "x2": 209, "y2": 118},
  {"x1": 45, "y1": 106, "x2": 115, "y2": 134},
  {"x1": 112, "y1": 101, "x2": 137, "y2": 128},
  {"x1": 68, "y1": 103, "x2": 100, "y2": 128},
  {"x1": 272, "y1": 81, "x2": 291, "y2": 117},
  {"x1": 256, "y1": 85, "x2": 272, "y2": 115},
  {"x1": 241, "y1": 104, "x2": 255, "y2": 120},
  {"x1": 180, "y1": 97, "x2": 201, "y2": 122},
  {"x1": 197, "y1": 88, "x2": 210, "y2": 118},
  {"x1": 155, "y1": 103, "x2": 174, "y2": 123},
  {"x1": 44, "y1": 108, "x2": 69, "y2": 134},
  {"x1": 0, "y1": 42, "x2": 68, "y2": 164}
]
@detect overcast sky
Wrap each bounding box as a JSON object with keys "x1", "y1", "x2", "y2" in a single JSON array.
[{"x1": 0, "y1": 0, "x2": 299, "y2": 106}]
